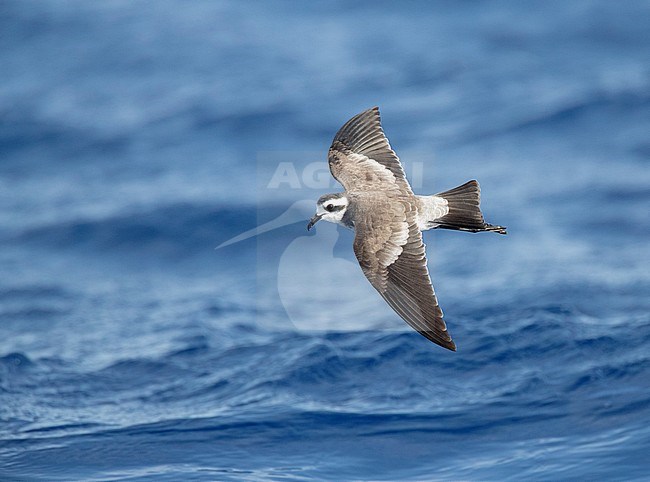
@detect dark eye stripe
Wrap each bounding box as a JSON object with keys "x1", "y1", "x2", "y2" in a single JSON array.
[{"x1": 323, "y1": 202, "x2": 345, "y2": 212}]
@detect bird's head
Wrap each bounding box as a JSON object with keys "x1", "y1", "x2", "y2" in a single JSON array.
[{"x1": 307, "y1": 193, "x2": 349, "y2": 230}]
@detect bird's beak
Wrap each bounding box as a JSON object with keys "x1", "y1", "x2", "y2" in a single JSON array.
[{"x1": 307, "y1": 213, "x2": 323, "y2": 231}]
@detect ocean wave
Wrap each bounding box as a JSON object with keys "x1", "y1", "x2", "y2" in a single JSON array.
[
  {"x1": 0, "y1": 352, "x2": 34, "y2": 373},
  {"x1": 10, "y1": 203, "x2": 259, "y2": 257}
]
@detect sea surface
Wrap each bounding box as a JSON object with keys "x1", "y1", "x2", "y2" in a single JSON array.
[{"x1": 1, "y1": 1, "x2": 649, "y2": 480}]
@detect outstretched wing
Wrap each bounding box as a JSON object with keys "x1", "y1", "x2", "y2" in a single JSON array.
[
  {"x1": 352, "y1": 198, "x2": 456, "y2": 351},
  {"x1": 328, "y1": 107, "x2": 413, "y2": 195}
]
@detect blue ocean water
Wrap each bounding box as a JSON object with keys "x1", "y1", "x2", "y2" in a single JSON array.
[{"x1": 1, "y1": 0, "x2": 650, "y2": 480}]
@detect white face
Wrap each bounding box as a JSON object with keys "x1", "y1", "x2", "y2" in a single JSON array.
[{"x1": 316, "y1": 196, "x2": 348, "y2": 224}]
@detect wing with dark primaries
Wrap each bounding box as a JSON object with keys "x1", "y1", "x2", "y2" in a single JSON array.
[
  {"x1": 328, "y1": 107, "x2": 413, "y2": 195},
  {"x1": 352, "y1": 200, "x2": 457, "y2": 351}
]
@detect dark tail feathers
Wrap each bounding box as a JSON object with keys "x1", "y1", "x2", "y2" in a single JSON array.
[{"x1": 436, "y1": 180, "x2": 507, "y2": 234}]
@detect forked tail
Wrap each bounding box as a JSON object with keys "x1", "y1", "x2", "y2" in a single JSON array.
[{"x1": 435, "y1": 180, "x2": 507, "y2": 234}]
